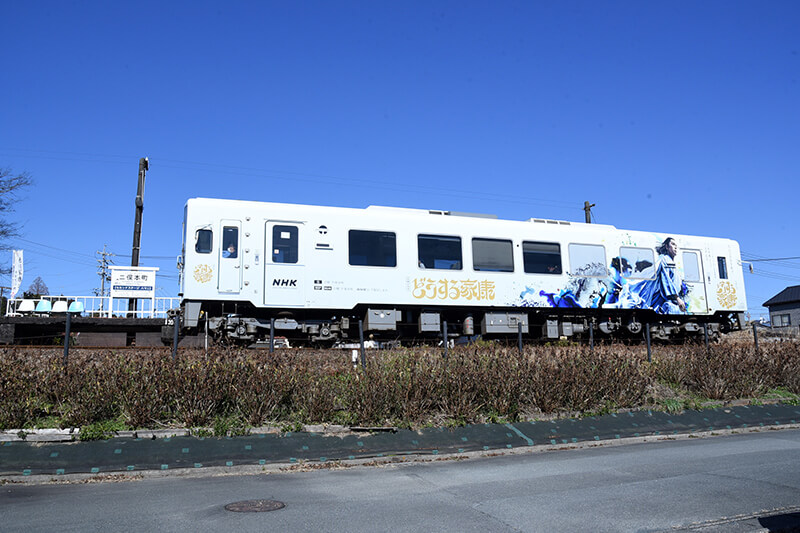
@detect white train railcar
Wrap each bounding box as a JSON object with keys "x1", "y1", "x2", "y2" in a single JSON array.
[{"x1": 177, "y1": 198, "x2": 747, "y2": 343}]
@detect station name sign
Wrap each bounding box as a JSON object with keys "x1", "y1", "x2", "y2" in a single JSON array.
[{"x1": 109, "y1": 266, "x2": 159, "y2": 299}]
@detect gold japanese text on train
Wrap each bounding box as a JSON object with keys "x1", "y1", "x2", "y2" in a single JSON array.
[{"x1": 412, "y1": 278, "x2": 496, "y2": 301}]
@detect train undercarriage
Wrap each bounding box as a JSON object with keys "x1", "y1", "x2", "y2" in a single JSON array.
[{"x1": 167, "y1": 300, "x2": 746, "y2": 347}]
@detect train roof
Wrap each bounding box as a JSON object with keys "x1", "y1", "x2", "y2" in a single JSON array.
[
  {"x1": 185, "y1": 197, "x2": 740, "y2": 245},
  {"x1": 185, "y1": 197, "x2": 613, "y2": 228}
]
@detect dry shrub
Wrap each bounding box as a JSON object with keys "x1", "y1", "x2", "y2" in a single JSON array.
[
  {"x1": 529, "y1": 345, "x2": 649, "y2": 413},
  {"x1": 462, "y1": 344, "x2": 534, "y2": 420},
  {"x1": 111, "y1": 352, "x2": 173, "y2": 428},
  {"x1": 343, "y1": 344, "x2": 650, "y2": 426},
  {"x1": 170, "y1": 350, "x2": 239, "y2": 427},
  {"x1": 0, "y1": 340, "x2": 797, "y2": 431},
  {"x1": 338, "y1": 348, "x2": 440, "y2": 426},
  {"x1": 775, "y1": 341, "x2": 800, "y2": 392},
  {"x1": 229, "y1": 350, "x2": 296, "y2": 426},
  {"x1": 652, "y1": 340, "x2": 795, "y2": 400},
  {"x1": 0, "y1": 349, "x2": 42, "y2": 429},
  {"x1": 45, "y1": 351, "x2": 121, "y2": 427},
  {"x1": 283, "y1": 350, "x2": 352, "y2": 424}
]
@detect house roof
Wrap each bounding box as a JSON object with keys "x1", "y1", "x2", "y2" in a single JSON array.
[{"x1": 763, "y1": 285, "x2": 800, "y2": 307}]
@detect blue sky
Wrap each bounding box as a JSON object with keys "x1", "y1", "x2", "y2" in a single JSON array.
[{"x1": 1, "y1": 1, "x2": 798, "y2": 319}]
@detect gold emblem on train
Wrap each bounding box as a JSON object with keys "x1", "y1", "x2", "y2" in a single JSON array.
[
  {"x1": 716, "y1": 281, "x2": 737, "y2": 308},
  {"x1": 193, "y1": 264, "x2": 213, "y2": 283}
]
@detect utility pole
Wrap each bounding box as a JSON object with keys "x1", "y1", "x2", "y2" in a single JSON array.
[
  {"x1": 128, "y1": 158, "x2": 148, "y2": 318},
  {"x1": 131, "y1": 157, "x2": 148, "y2": 269},
  {"x1": 96, "y1": 244, "x2": 113, "y2": 310},
  {"x1": 584, "y1": 201, "x2": 595, "y2": 223}
]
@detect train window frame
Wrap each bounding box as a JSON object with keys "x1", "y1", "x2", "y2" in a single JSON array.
[
  {"x1": 418, "y1": 234, "x2": 462, "y2": 270},
  {"x1": 522, "y1": 241, "x2": 562, "y2": 275},
  {"x1": 568, "y1": 243, "x2": 608, "y2": 277},
  {"x1": 717, "y1": 256, "x2": 728, "y2": 279},
  {"x1": 272, "y1": 225, "x2": 298, "y2": 264},
  {"x1": 348, "y1": 230, "x2": 397, "y2": 267},
  {"x1": 472, "y1": 238, "x2": 514, "y2": 273},
  {"x1": 221, "y1": 227, "x2": 239, "y2": 259},
  {"x1": 195, "y1": 229, "x2": 213, "y2": 254},
  {"x1": 682, "y1": 251, "x2": 701, "y2": 283},
  {"x1": 616, "y1": 246, "x2": 655, "y2": 280}
]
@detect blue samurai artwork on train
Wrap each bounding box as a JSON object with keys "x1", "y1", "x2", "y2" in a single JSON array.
[{"x1": 518, "y1": 237, "x2": 691, "y2": 315}]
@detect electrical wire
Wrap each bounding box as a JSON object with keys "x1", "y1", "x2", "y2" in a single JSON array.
[
  {"x1": 742, "y1": 251, "x2": 800, "y2": 270},
  {"x1": 1, "y1": 147, "x2": 584, "y2": 213}
]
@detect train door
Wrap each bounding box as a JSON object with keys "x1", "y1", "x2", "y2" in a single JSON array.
[
  {"x1": 264, "y1": 221, "x2": 305, "y2": 307},
  {"x1": 218, "y1": 221, "x2": 242, "y2": 293},
  {"x1": 682, "y1": 249, "x2": 709, "y2": 314}
]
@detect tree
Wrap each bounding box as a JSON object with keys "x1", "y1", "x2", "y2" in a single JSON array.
[
  {"x1": 23, "y1": 276, "x2": 49, "y2": 298},
  {"x1": 0, "y1": 167, "x2": 33, "y2": 274}
]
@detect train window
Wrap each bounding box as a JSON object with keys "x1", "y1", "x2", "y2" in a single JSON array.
[
  {"x1": 683, "y1": 251, "x2": 701, "y2": 283},
  {"x1": 568, "y1": 243, "x2": 607, "y2": 277},
  {"x1": 418, "y1": 234, "x2": 462, "y2": 270},
  {"x1": 616, "y1": 247, "x2": 655, "y2": 279},
  {"x1": 717, "y1": 257, "x2": 728, "y2": 279},
  {"x1": 522, "y1": 241, "x2": 561, "y2": 274},
  {"x1": 472, "y1": 238, "x2": 514, "y2": 272},
  {"x1": 222, "y1": 227, "x2": 238, "y2": 259},
  {"x1": 349, "y1": 230, "x2": 396, "y2": 267},
  {"x1": 195, "y1": 229, "x2": 212, "y2": 254},
  {"x1": 272, "y1": 225, "x2": 298, "y2": 264}
]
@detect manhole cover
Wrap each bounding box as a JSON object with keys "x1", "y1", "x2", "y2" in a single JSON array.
[{"x1": 225, "y1": 499, "x2": 285, "y2": 513}]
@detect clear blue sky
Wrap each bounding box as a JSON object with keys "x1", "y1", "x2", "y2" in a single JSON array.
[{"x1": 1, "y1": 1, "x2": 798, "y2": 319}]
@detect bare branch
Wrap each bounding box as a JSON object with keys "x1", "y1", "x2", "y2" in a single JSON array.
[{"x1": 0, "y1": 166, "x2": 33, "y2": 274}]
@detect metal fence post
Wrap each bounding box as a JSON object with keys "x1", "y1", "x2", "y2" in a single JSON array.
[
  {"x1": 358, "y1": 319, "x2": 366, "y2": 369},
  {"x1": 171, "y1": 313, "x2": 180, "y2": 361},
  {"x1": 589, "y1": 320, "x2": 594, "y2": 352},
  {"x1": 753, "y1": 322, "x2": 759, "y2": 352},
  {"x1": 63, "y1": 311, "x2": 71, "y2": 367},
  {"x1": 442, "y1": 320, "x2": 448, "y2": 358},
  {"x1": 703, "y1": 323, "x2": 709, "y2": 351},
  {"x1": 269, "y1": 318, "x2": 275, "y2": 354},
  {"x1": 645, "y1": 323, "x2": 652, "y2": 362},
  {"x1": 517, "y1": 321, "x2": 523, "y2": 354},
  {"x1": 204, "y1": 317, "x2": 208, "y2": 355}
]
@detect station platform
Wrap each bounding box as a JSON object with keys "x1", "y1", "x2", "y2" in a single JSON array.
[
  {"x1": 1, "y1": 295, "x2": 180, "y2": 345},
  {"x1": 0, "y1": 316, "x2": 166, "y2": 345}
]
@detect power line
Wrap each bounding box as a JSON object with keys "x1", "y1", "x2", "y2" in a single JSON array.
[
  {"x1": 742, "y1": 251, "x2": 800, "y2": 270},
  {"x1": 156, "y1": 160, "x2": 581, "y2": 212},
  {"x1": 11, "y1": 237, "x2": 96, "y2": 260},
  {"x1": 152, "y1": 157, "x2": 582, "y2": 210},
  {"x1": 1, "y1": 147, "x2": 584, "y2": 212},
  {"x1": 745, "y1": 256, "x2": 800, "y2": 262},
  {"x1": 114, "y1": 254, "x2": 176, "y2": 260},
  {"x1": 11, "y1": 238, "x2": 174, "y2": 262}
]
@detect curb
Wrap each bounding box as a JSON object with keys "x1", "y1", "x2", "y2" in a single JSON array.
[
  {"x1": 0, "y1": 424, "x2": 354, "y2": 443},
  {"x1": 2, "y1": 398, "x2": 793, "y2": 443},
  {"x1": 5, "y1": 423, "x2": 800, "y2": 485}
]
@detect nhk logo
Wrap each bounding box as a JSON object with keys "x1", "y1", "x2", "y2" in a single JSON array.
[{"x1": 272, "y1": 278, "x2": 298, "y2": 287}]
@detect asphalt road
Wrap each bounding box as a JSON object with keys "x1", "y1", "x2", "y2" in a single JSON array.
[{"x1": 3, "y1": 428, "x2": 800, "y2": 532}]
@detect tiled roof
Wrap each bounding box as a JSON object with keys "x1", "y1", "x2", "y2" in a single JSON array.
[{"x1": 763, "y1": 285, "x2": 800, "y2": 307}]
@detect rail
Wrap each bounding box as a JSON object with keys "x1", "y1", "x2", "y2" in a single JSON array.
[{"x1": 4, "y1": 295, "x2": 180, "y2": 319}]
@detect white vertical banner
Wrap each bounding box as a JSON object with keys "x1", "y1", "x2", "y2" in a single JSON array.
[{"x1": 10, "y1": 250, "x2": 23, "y2": 299}]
